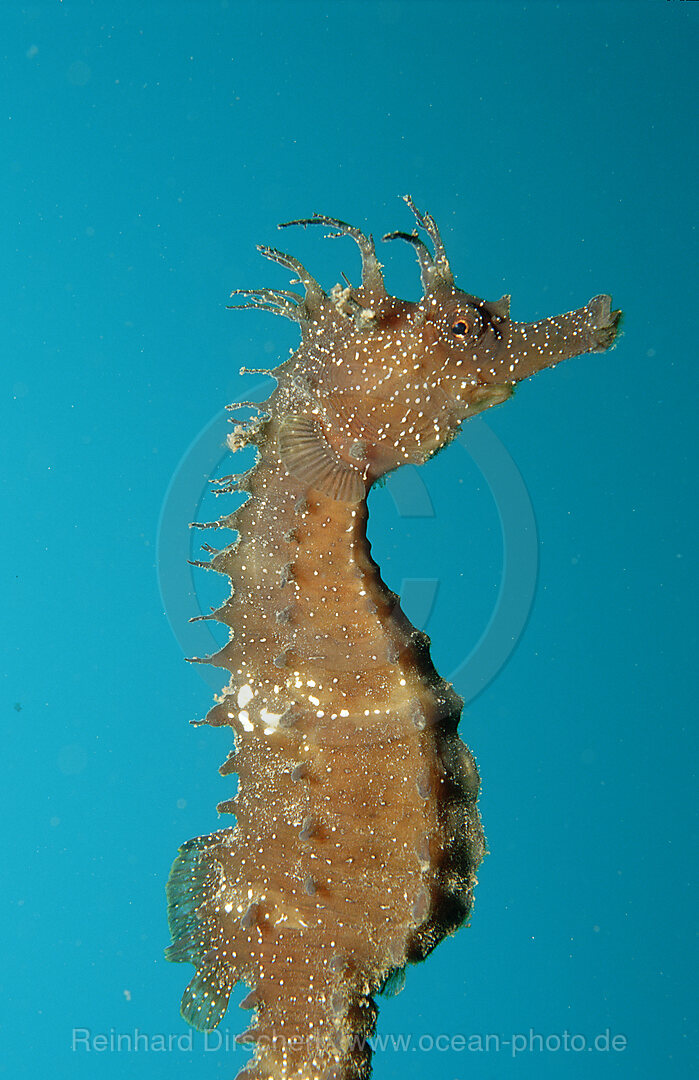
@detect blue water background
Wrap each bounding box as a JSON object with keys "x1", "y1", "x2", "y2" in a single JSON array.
[{"x1": 3, "y1": 2, "x2": 697, "y2": 1078}]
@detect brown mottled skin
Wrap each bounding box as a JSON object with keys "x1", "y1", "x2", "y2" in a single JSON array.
[{"x1": 165, "y1": 198, "x2": 622, "y2": 1080}]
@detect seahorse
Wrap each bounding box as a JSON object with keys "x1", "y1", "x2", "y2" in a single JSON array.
[{"x1": 165, "y1": 197, "x2": 621, "y2": 1079}]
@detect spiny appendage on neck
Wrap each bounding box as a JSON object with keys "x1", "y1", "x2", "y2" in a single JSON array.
[{"x1": 165, "y1": 200, "x2": 620, "y2": 1079}]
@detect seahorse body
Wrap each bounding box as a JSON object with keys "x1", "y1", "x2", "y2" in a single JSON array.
[{"x1": 166, "y1": 198, "x2": 621, "y2": 1079}]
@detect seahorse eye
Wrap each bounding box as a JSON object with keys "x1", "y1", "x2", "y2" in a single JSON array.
[{"x1": 451, "y1": 319, "x2": 470, "y2": 336}]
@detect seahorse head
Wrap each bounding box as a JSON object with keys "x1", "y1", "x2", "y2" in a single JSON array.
[
  {"x1": 233, "y1": 198, "x2": 621, "y2": 502},
  {"x1": 312, "y1": 281, "x2": 515, "y2": 482}
]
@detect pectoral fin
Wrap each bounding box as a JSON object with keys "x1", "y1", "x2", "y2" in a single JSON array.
[{"x1": 278, "y1": 415, "x2": 365, "y2": 503}]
